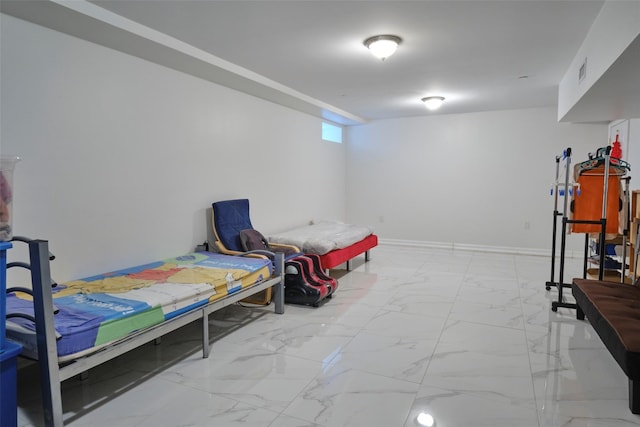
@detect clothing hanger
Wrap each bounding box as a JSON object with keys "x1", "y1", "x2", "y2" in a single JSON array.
[{"x1": 575, "y1": 146, "x2": 630, "y2": 176}]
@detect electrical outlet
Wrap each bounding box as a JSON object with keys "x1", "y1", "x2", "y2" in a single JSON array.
[{"x1": 524, "y1": 221, "x2": 531, "y2": 230}]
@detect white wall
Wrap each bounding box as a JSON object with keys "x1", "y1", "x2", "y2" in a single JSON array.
[
  {"x1": 632, "y1": 119, "x2": 640, "y2": 168},
  {"x1": 558, "y1": 0, "x2": 640, "y2": 121},
  {"x1": 620, "y1": 119, "x2": 640, "y2": 177},
  {"x1": 0, "y1": 12, "x2": 620, "y2": 283},
  {"x1": 0, "y1": 14, "x2": 347, "y2": 281},
  {"x1": 346, "y1": 107, "x2": 608, "y2": 253}
]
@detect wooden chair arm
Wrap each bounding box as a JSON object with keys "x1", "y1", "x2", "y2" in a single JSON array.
[
  {"x1": 213, "y1": 240, "x2": 269, "y2": 260},
  {"x1": 213, "y1": 240, "x2": 243, "y2": 256},
  {"x1": 269, "y1": 242, "x2": 301, "y2": 252}
]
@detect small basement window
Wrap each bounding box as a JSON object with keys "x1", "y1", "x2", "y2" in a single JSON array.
[{"x1": 322, "y1": 122, "x2": 343, "y2": 144}]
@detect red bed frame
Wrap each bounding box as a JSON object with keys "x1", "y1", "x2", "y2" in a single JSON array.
[{"x1": 319, "y1": 234, "x2": 378, "y2": 271}]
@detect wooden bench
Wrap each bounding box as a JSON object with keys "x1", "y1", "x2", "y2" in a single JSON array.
[{"x1": 572, "y1": 278, "x2": 640, "y2": 413}]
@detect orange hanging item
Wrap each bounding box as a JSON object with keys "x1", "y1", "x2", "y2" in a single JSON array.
[{"x1": 570, "y1": 164, "x2": 622, "y2": 234}]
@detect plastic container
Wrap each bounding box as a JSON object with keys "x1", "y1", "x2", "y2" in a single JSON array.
[
  {"x1": 0, "y1": 156, "x2": 20, "y2": 242},
  {"x1": 0, "y1": 341, "x2": 22, "y2": 427}
]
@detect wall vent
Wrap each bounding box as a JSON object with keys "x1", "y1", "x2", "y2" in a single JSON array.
[{"x1": 578, "y1": 58, "x2": 587, "y2": 83}]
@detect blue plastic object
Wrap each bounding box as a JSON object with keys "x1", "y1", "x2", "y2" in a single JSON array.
[
  {"x1": 1, "y1": 341, "x2": 22, "y2": 427},
  {"x1": 551, "y1": 188, "x2": 576, "y2": 197},
  {"x1": 1, "y1": 241, "x2": 13, "y2": 351},
  {"x1": 550, "y1": 186, "x2": 581, "y2": 197}
]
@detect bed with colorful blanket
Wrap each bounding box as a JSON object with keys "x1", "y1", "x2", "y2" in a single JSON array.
[
  {"x1": 268, "y1": 221, "x2": 378, "y2": 271},
  {"x1": 5, "y1": 241, "x2": 284, "y2": 427}
]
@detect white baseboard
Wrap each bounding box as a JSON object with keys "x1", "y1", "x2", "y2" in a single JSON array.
[{"x1": 379, "y1": 238, "x2": 582, "y2": 258}]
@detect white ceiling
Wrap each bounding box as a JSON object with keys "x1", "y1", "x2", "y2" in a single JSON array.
[
  {"x1": 91, "y1": 0, "x2": 605, "y2": 121},
  {"x1": 2, "y1": 0, "x2": 620, "y2": 124}
]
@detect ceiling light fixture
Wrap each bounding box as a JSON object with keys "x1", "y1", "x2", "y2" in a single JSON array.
[
  {"x1": 364, "y1": 35, "x2": 402, "y2": 60},
  {"x1": 421, "y1": 96, "x2": 445, "y2": 110},
  {"x1": 416, "y1": 412, "x2": 435, "y2": 427}
]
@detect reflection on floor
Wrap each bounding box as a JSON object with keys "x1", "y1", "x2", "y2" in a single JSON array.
[{"x1": 15, "y1": 245, "x2": 640, "y2": 426}]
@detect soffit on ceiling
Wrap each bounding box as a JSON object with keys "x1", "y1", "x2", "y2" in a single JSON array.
[{"x1": 3, "y1": 0, "x2": 617, "y2": 123}]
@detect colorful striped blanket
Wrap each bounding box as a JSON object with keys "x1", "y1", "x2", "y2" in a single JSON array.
[{"x1": 6, "y1": 252, "x2": 271, "y2": 359}]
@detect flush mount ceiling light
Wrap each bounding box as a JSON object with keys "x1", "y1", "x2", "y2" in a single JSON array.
[
  {"x1": 364, "y1": 35, "x2": 402, "y2": 60},
  {"x1": 421, "y1": 96, "x2": 445, "y2": 110},
  {"x1": 416, "y1": 412, "x2": 435, "y2": 427}
]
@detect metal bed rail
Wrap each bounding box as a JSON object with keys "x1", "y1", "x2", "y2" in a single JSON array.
[{"x1": 10, "y1": 239, "x2": 284, "y2": 427}]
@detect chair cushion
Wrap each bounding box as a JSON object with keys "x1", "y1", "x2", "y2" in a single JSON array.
[
  {"x1": 212, "y1": 199, "x2": 254, "y2": 252},
  {"x1": 240, "y1": 229, "x2": 302, "y2": 261},
  {"x1": 240, "y1": 229, "x2": 270, "y2": 252}
]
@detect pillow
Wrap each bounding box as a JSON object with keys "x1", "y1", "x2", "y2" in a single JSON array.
[{"x1": 239, "y1": 229, "x2": 270, "y2": 252}]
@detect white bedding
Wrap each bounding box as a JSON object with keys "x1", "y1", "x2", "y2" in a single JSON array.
[{"x1": 268, "y1": 221, "x2": 374, "y2": 255}]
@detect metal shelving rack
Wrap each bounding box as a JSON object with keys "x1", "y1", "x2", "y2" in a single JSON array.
[{"x1": 546, "y1": 147, "x2": 607, "y2": 312}]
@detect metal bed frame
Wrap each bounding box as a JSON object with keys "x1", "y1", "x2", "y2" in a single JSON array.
[{"x1": 9, "y1": 239, "x2": 285, "y2": 427}]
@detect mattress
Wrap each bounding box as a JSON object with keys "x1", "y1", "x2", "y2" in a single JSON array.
[
  {"x1": 268, "y1": 221, "x2": 374, "y2": 255},
  {"x1": 6, "y1": 252, "x2": 271, "y2": 360}
]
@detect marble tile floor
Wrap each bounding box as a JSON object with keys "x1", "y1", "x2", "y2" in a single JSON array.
[{"x1": 14, "y1": 245, "x2": 640, "y2": 427}]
